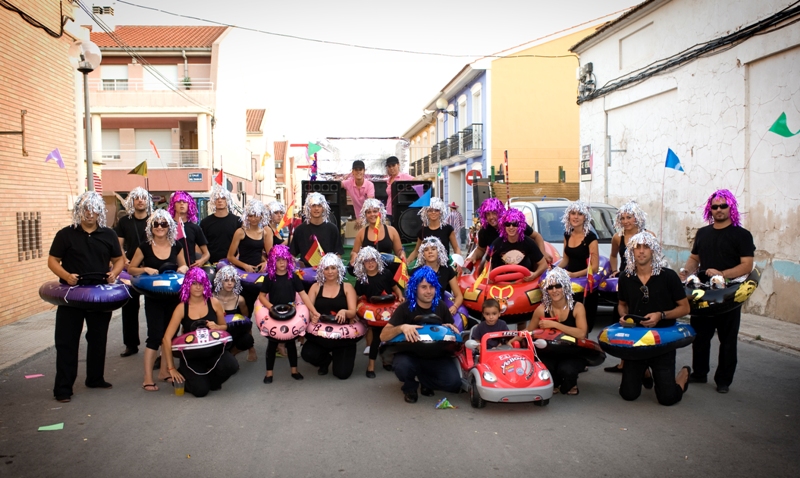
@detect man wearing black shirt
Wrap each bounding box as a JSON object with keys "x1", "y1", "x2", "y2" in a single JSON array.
[
  {"x1": 200, "y1": 185, "x2": 241, "y2": 263},
  {"x1": 114, "y1": 187, "x2": 151, "y2": 357},
  {"x1": 617, "y1": 233, "x2": 690, "y2": 406},
  {"x1": 381, "y1": 267, "x2": 461, "y2": 403},
  {"x1": 48, "y1": 192, "x2": 125, "y2": 403},
  {"x1": 290, "y1": 192, "x2": 343, "y2": 267},
  {"x1": 169, "y1": 191, "x2": 210, "y2": 268},
  {"x1": 680, "y1": 190, "x2": 755, "y2": 393}
]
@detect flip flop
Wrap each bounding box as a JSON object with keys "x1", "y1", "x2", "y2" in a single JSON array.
[
  {"x1": 142, "y1": 383, "x2": 158, "y2": 392},
  {"x1": 566, "y1": 386, "x2": 580, "y2": 396}
]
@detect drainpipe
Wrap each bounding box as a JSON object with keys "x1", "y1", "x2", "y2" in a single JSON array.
[{"x1": 182, "y1": 50, "x2": 189, "y2": 86}]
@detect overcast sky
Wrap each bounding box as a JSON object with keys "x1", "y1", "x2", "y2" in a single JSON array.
[{"x1": 76, "y1": 0, "x2": 637, "y2": 140}]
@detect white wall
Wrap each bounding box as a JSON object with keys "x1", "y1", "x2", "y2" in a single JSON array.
[
  {"x1": 212, "y1": 29, "x2": 249, "y2": 181},
  {"x1": 577, "y1": 0, "x2": 800, "y2": 322}
]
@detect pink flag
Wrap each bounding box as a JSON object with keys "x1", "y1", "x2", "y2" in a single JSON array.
[
  {"x1": 412, "y1": 184, "x2": 426, "y2": 198},
  {"x1": 45, "y1": 149, "x2": 65, "y2": 169},
  {"x1": 149, "y1": 140, "x2": 160, "y2": 159},
  {"x1": 176, "y1": 218, "x2": 185, "y2": 240}
]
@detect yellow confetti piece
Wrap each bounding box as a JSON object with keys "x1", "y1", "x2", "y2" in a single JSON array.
[{"x1": 187, "y1": 455, "x2": 191, "y2": 459}]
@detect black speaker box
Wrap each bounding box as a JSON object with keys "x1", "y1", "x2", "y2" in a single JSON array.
[
  {"x1": 472, "y1": 179, "x2": 493, "y2": 212},
  {"x1": 301, "y1": 181, "x2": 346, "y2": 228},
  {"x1": 390, "y1": 180, "x2": 432, "y2": 243}
]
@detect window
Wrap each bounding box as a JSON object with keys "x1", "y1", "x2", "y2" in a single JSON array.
[
  {"x1": 16, "y1": 212, "x2": 42, "y2": 261},
  {"x1": 101, "y1": 65, "x2": 128, "y2": 91},
  {"x1": 471, "y1": 84, "x2": 482, "y2": 124},
  {"x1": 458, "y1": 95, "x2": 467, "y2": 131}
]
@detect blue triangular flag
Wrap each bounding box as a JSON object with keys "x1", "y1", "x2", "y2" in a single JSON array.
[
  {"x1": 45, "y1": 148, "x2": 65, "y2": 169},
  {"x1": 409, "y1": 188, "x2": 432, "y2": 208},
  {"x1": 665, "y1": 148, "x2": 684, "y2": 172}
]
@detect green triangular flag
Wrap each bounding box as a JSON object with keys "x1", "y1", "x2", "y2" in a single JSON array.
[
  {"x1": 768, "y1": 112, "x2": 800, "y2": 138},
  {"x1": 307, "y1": 142, "x2": 322, "y2": 155},
  {"x1": 128, "y1": 161, "x2": 148, "y2": 177},
  {"x1": 435, "y1": 397, "x2": 456, "y2": 409},
  {"x1": 38, "y1": 422, "x2": 64, "y2": 431}
]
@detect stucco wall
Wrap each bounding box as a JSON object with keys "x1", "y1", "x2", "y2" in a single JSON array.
[{"x1": 577, "y1": 0, "x2": 800, "y2": 323}]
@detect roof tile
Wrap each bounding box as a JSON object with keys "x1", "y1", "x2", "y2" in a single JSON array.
[
  {"x1": 246, "y1": 109, "x2": 265, "y2": 133},
  {"x1": 91, "y1": 26, "x2": 227, "y2": 49}
]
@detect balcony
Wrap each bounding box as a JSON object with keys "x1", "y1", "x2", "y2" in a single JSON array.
[
  {"x1": 423, "y1": 155, "x2": 430, "y2": 174},
  {"x1": 415, "y1": 159, "x2": 422, "y2": 177},
  {"x1": 448, "y1": 134, "x2": 461, "y2": 158},
  {"x1": 98, "y1": 149, "x2": 210, "y2": 170},
  {"x1": 461, "y1": 123, "x2": 483, "y2": 156},
  {"x1": 436, "y1": 140, "x2": 448, "y2": 162},
  {"x1": 409, "y1": 162, "x2": 416, "y2": 176},
  {"x1": 88, "y1": 79, "x2": 216, "y2": 111}
]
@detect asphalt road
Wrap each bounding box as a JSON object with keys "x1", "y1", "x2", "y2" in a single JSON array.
[{"x1": 1, "y1": 313, "x2": 798, "y2": 478}]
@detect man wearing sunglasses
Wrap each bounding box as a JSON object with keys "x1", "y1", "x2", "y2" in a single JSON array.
[
  {"x1": 618, "y1": 233, "x2": 690, "y2": 406},
  {"x1": 679, "y1": 189, "x2": 755, "y2": 394}
]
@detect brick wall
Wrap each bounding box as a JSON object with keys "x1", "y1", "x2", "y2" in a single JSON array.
[
  {"x1": 0, "y1": 1, "x2": 78, "y2": 326},
  {"x1": 491, "y1": 182, "x2": 580, "y2": 201}
]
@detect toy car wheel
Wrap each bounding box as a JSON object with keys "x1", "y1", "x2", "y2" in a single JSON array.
[
  {"x1": 534, "y1": 399, "x2": 550, "y2": 407},
  {"x1": 469, "y1": 376, "x2": 486, "y2": 409}
]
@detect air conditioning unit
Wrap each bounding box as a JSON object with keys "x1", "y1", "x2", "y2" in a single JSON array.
[{"x1": 236, "y1": 181, "x2": 244, "y2": 193}]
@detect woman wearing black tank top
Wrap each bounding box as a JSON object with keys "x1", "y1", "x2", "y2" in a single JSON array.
[
  {"x1": 228, "y1": 200, "x2": 273, "y2": 326},
  {"x1": 559, "y1": 201, "x2": 600, "y2": 333},
  {"x1": 519, "y1": 267, "x2": 587, "y2": 395},
  {"x1": 302, "y1": 254, "x2": 358, "y2": 379},
  {"x1": 214, "y1": 265, "x2": 256, "y2": 362},
  {"x1": 349, "y1": 199, "x2": 406, "y2": 264},
  {"x1": 163, "y1": 267, "x2": 239, "y2": 397}
]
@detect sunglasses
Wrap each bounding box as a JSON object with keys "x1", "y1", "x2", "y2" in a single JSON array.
[
  {"x1": 504, "y1": 222, "x2": 519, "y2": 228},
  {"x1": 640, "y1": 285, "x2": 649, "y2": 304},
  {"x1": 710, "y1": 204, "x2": 729, "y2": 210},
  {"x1": 152, "y1": 221, "x2": 170, "y2": 229},
  {"x1": 546, "y1": 284, "x2": 563, "y2": 291}
]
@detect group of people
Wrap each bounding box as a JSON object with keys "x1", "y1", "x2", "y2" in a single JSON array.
[{"x1": 47, "y1": 171, "x2": 753, "y2": 407}]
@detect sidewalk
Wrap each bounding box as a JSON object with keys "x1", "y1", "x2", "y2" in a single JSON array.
[{"x1": 0, "y1": 308, "x2": 798, "y2": 373}]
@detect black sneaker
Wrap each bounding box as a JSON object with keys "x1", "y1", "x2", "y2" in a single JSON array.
[
  {"x1": 85, "y1": 381, "x2": 113, "y2": 389},
  {"x1": 688, "y1": 373, "x2": 707, "y2": 383},
  {"x1": 318, "y1": 366, "x2": 329, "y2": 376},
  {"x1": 717, "y1": 384, "x2": 730, "y2": 393},
  {"x1": 404, "y1": 391, "x2": 418, "y2": 403},
  {"x1": 420, "y1": 387, "x2": 434, "y2": 397},
  {"x1": 120, "y1": 347, "x2": 138, "y2": 357}
]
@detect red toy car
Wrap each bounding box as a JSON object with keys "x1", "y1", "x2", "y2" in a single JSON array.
[{"x1": 457, "y1": 330, "x2": 554, "y2": 408}]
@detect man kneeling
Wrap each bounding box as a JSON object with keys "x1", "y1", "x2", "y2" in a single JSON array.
[{"x1": 381, "y1": 266, "x2": 461, "y2": 403}]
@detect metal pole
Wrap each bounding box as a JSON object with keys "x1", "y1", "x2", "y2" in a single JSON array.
[{"x1": 83, "y1": 71, "x2": 94, "y2": 191}]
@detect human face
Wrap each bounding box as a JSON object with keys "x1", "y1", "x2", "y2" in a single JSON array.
[
  {"x1": 191, "y1": 281, "x2": 205, "y2": 297},
  {"x1": 222, "y1": 278, "x2": 235, "y2": 293},
  {"x1": 310, "y1": 204, "x2": 324, "y2": 219},
  {"x1": 363, "y1": 258, "x2": 378, "y2": 273},
  {"x1": 276, "y1": 258, "x2": 287, "y2": 273},
  {"x1": 386, "y1": 163, "x2": 400, "y2": 178},
  {"x1": 710, "y1": 197, "x2": 731, "y2": 223},
  {"x1": 174, "y1": 200, "x2": 188, "y2": 215},
  {"x1": 504, "y1": 221, "x2": 520, "y2": 239},
  {"x1": 152, "y1": 219, "x2": 169, "y2": 237},
  {"x1": 247, "y1": 213, "x2": 262, "y2": 227},
  {"x1": 415, "y1": 279, "x2": 436, "y2": 306},
  {"x1": 352, "y1": 168, "x2": 365, "y2": 181},
  {"x1": 81, "y1": 208, "x2": 99, "y2": 227},
  {"x1": 633, "y1": 244, "x2": 653, "y2": 268},
  {"x1": 569, "y1": 211, "x2": 585, "y2": 228},
  {"x1": 426, "y1": 208, "x2": 441, "y2": 222},
  {"x1": 619, "y1": 213, "x2": 636, "y2": 232},
  {"x1": 365, "y1": 208, "x2": 380, "y2": 225},
  {"x1": 482, "y1": 306, "x2": 501, "y2": 326},
  {"x1": 214, "y1": 197, "x2": 228, "y2": 212},
  {"x1": 546, "y1": 283, "x2": 565, "y2": 302},
  {"x1": 323, "y1": 264, "x2": 339, "y2": 282},
  {"x1": 422, "y1": 246, "x2": 438, "y2": 264},
  {"x1": 271, "y1": 211, "x2": 283, "y2": 224},
  {"x1": 486, "y1": 211, "x2": 499, "y2": 228},
  {"x1": 134, "y1": 197, "x2": 148, "y2": 212}
]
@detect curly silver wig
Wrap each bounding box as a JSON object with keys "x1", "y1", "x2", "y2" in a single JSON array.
[
  {"x1": 316, "y1": 253, "x2": 346, "y2": 285},
  {"x1": 145, "y1": 209, "x2": 177, "y2": 245},
  {"x1": 72, "y1": 191, "x2": 107, "y2": 228},
  {"x1": 352, "y1": 246, "x2": 385, "y2": 284},
  {"x1": 124, "y1": 187, "x2": 153, "y2": 217},
  {"x1": 419, "y1": 197, "x2": 449, "y2": 227},
  {"x1": 562, "y1": 200, "x2": 591, "y2": 235},
  {"x1": 303, "y1": 192, "x2": 331, "y2": 223},
  {"x1": 624, "y1": 232, "x2": 664, "y2": 276},
  {"x1": 540, "y1": 267, "x2": 574, "y2": 316}
]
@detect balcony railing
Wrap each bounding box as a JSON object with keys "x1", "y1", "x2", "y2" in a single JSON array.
[
  {"x1": 423, "y1": 155, "x2": 430, "y2": 174},
  {"x1": 448, "y1": 133, "x2": 461, "y2": 158},
  {"x1": 415, "y1": 159, "x2": 422, "y2": 177},
  {"x1": 98, "y1": 149, "x2": 210, "y2": 170},
  {"x1": 436, "y1": 140, "x2": 448, "y2": 161},
  {"x1": 462, "y1": 123, "x2": 483, "y2": 153},
  {"x1": 409, "y1": 162, "x2": 416, "y2": 176},
  {"x1": 89, "y1": 79, "x2": 215, "y2": 91}
]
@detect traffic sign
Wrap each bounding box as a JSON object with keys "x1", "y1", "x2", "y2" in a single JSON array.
[{"x1": 466, "y1": 169, "x2": 482, "y2": 186}]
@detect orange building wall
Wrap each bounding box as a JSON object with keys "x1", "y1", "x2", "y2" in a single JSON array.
[{"x1": 0, "y1": 1, "x2": 79, "y2": 325}]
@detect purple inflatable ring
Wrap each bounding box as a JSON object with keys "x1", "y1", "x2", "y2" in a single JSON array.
[{"x1": 39, "y1": 281, "x2": 131, "y2": 311}]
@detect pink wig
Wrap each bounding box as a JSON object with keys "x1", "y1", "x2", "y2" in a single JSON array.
[
  {"x1": 498, "y1": 208, "x2": 526, "y2": 240},
  {"x1": 266, "y1": 244, "x2": 295, "y2": 280},
  {"x1": 703, "y1": 189, "x2": 741, "y2": 227},
  {"x1": 478, "y1": 198, "x2": 506, "y2": 228},
  {"x1": 169, "y1": 191, "x2": 198, "y2": 223},
  {"x1": 179, "y1": 267, "x2": 213, "y2": 303}
]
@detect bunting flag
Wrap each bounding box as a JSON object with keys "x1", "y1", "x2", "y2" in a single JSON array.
[
  {"x1": 214, "y1": 169, "x2": 224, "y2": 186},
  {"x1": 665, "y1": 148, "x2": 684, "y2": 172},
  {"x1": 470, "y1": 246, "x2": 492, "y2": 292},
  {"x1": 45, "y1": 149, "x2": 65, "y2": 169},
  {"x1": 128, "y1": 161, "x2": 148, "y2": 177},
  {"x1": 304, "y1": 235, "x2": 324, "y2": 267},
  {"x1": 176, "y1": 218, "x2": 186, "y2": 240},
  {"x1": 275, "y1": 202, "x2": 295, "y2": 238},
  {"x1": 307, "y1": 142, "x2": 322, "y2": 156},
  {"x1": 769, "y1": 112, "x2": 800, "y2": 137},
  {"x1": 261, "y1": 151, "x2": 271, "y2": 167},
  {"x1": 411, "y1": 184, "x2": 426, "y2": 198},
  {"x1": 409, "y1": 188, "x2": 432, "y2": 208},
  {"x1": 393, "y1": 256, "x2": 409, "y2": 289},
  {"x1": 372, "y1": 215, "x2": 381, "y2": 245},
  {"x1": 149, "y1": 140, "x2": 160, "y2": 159},
  {"x1": 586, "y1": 255, "x2": 595, "y2": 294}
]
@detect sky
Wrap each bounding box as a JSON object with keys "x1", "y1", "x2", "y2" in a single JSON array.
[{"x1": 75, "y1": 0, "x2": 638, "y2": 141}]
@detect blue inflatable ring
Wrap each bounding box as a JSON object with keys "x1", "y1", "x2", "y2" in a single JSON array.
[
  {"x1": 130, "y1": 272, "x2": 184, "y2": 298},
  {"x1": 598, "y1": 320, "x2": 695, "y2": 361},
  {"x1": 381, "y1": 323, "x2": 463, "y2": 359}
]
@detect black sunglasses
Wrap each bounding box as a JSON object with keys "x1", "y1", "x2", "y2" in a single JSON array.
[
  {"x1": 546, "y1": 284, "x2": 563, "y2": 291},
  {"x1": 640, "y1": 285, "x2": 649, "y2": 303},
  {"x1": 710, "y1": 204, "x2": 729, "y2": 210},
  {"x1": 504, "y1": 222, "x2": 519, "y2": 227},
  {"x1": 152, "y1": 221, "x2": 170, "y2": 229}
]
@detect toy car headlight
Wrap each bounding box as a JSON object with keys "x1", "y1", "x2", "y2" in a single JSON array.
[
  {"x1": 483, "y1": 371, "x2": 497, "y2": 383},
  {"x1": 538, "y1": 370, "x2": 551, "y2": 381}
]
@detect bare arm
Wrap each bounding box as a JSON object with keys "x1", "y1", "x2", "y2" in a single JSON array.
[
  {"x1": 610, "y1": 234, "x2": 621, "y2": 275},
  {"x1": 118, "y1": 238, "x2": 129, "y2": 268},
  {"x1": 380, "y1": 322, "x2": 421, "y2": 342},
  {"x1": 641, "y1": 297, "x2": 690, "y2": 328},
  {"x1": 350, "y1": 229, "x2": 363, "y2": 265},
  {"x1": 342, "y1": 283, "x2": 358, "y2": 321},
  {"x1": 528, "y1": 230, "x2": 552, "y2": 263},
  {"x1": 194, "y1": 245, "x2": 211, "y2": 268},
  {"x1": 48, "y1": 255, "x2": 78, "y2": 285},
  {"x1": 680, "y1": 253, "x2": 701, "y2": 280},
  {"x1": 449, "y1": 231, "x2": 462, "y2": 256},
  {"x1": 109, "y1": 255, "x2": 125, "y2": 283},
  {"x1": 208, "y1": 298, "x2": 228, "y2": 329},
  {"x1": 163, "y1": 303, "x2": 185, "y2": 383},
  {"x1": 406, "y1": 238, "x2": 423, "y2": 264},
  {"x1": 227, "y1": 230, "x2": 252, "y2": 271},
  {"x1": 448, "y1": 276, "x2": 463, "y2": 311},
  {"x1": 128, "y1": 248, "x2": 156, "y2": 276},
  {"x1": 176, "y1": 249, "x2": 188, "y2": 274},
  {"x1": 389, "y1": 226, "x2": 406, "y2": 260},
  {"x1": 707, "y1": 257, "x2": 754, "y2": 280},
  {"x1": 540, "y1": 302, "x2": 588, "y2": 338}
]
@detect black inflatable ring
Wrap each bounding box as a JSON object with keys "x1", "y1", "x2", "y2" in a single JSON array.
[
  {"x1": 319, "y1": 314, "x2": 339, "y2": 324},
  {"x1": 369, "y1": 294, "x2": 396, "y2": 305},
  {"x1": 189, "y1": 319, "x2": 209, "y2": 332},
  {"x1": 158, "y1": 262, "x2": 179, "y2": 274},
  {"x1": 413, "y1": 314, "x2": 442, "y2": 325},
  {"x1": 269, "y1": 303, "x2": 297, "y2": 321}
]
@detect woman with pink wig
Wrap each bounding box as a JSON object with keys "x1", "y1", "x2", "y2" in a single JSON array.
[
  {"x1": 168, "y1": 191, "x2": 210, "y2": 268},
  {"x1": 162, "y1": 267, "x2": 239, "y2": 397}
]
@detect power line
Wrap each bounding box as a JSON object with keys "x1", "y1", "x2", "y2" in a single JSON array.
[{"x1": 0, "y1": 0, "x2": 68, "y2": 38}]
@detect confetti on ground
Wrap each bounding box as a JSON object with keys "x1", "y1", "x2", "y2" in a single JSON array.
[
  {"x1": 38, "y1": 423, "x2": 64, "y2": 432},
  {"x1": 25, "y1": 374, "x2": 44, "y2": 379}
]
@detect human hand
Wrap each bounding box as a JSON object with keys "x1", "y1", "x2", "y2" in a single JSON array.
[
  {"x1": 401, "y1": 324, "x2": 422, "y2": 342},
  {"x1": 243, "y1": 264, "x2": 256, "y2": 273},
  {"x1": 463, "y1": 260, "x2": 473, "y2": 272},
  {"x1": 678, "y1": 269, "x2": 689, "y2": 281},
  {"x1": 610, "y1": 270, "x2": 619, "y2": 278},
  {"x1": 106, "y1": 273, "x2": 117, "y2": 284},
  {"x1": 191, "y1": 260, "x2": 204, "y2": 269},
  {"x1": 257, "y1": 262, "x2": 267, "y2": 273},
  {"x1": 523, "y1": 272, "x2": 536, "y2": 282},
  {"x1": 640, "y1": 312, "x2": 661, "y2": 328},
  {"x1": 540, "y1": 319, "x2": 558, "y2": 329},
  {"x1": 706, "y1": 268, "x2": 723, "y2": 278},
  {"x1": 177, "y1": 266, "x2": 189, "y2": 274},
  {"x1": 449, "y1": 305, "x2": 458, "y2": 316},
  {"x1": 569, "y1": 271, "x2": 582, "y2": 278},
  {"x1": 395, "y1": 294, "x2": 405, "y2": 304},
  {"x1": 310, "y1": 310, "x2": 320, "y2": 323},
  {"x1": 65, "y1": 273, "x2": 79, "y2": 286},
  {"x1": 168, "y1": 368, "x2": 185, "y2": 384},
  {"x1": 144, "y1": 268, "x2": 159, "y2": 275},
  {"x1": 336, "y1": 310, "x2": 347, "y2": 323},
  {"x1": 543, "y1": 252, "x2": 553, "y2": 264},
  {"x1": 444, "y1": 324, "x2": 459, "y2": 334}
]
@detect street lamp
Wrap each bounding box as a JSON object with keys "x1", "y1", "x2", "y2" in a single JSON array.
[
  {"x1": 255, "y1": 169, "x2": 265, "y2": 198},
  {"x1": 436, "y1": 97, "x2": 456, "y2": 118},
  {"x1": 70, "y1": 40, "x2": 102, "y2": 191}
]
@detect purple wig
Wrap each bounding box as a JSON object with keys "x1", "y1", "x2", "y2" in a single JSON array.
[
  {"x1": 703, "y1": 189, "x2": 741, "y2": 227},
  {"x1": 266, "y1": 244, "x2": 295, "y2": 280},
  {"x1": 180, "y1": 267, "x2": 213, "y2": 303},
  {"x1": 478, "y1": 198, "x2": 506, "y2": 228},
  {"x1": 406, "y1": 265, "x2": 441, "y2": 311},
  {"x1": 498, "y1": 208, "x2": 526, "y2": 241},
  {"x1": 169, "y1": 191, "x2": 198, "y2": 223}
]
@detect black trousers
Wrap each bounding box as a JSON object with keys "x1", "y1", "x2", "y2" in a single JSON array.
[
  {"x1": 540, "y1": 355, "x2": 586, "y2": 394},
  {"x1": 53, "y1": 306, "x2": 112, "y2": 398},
  {"x1": 178, "y1": 350, "x2": 239, "y2": 398},
  {"x1": 619, "y1": 350, "x2": 684, "y2": 406},
  {"x1": 575, "y1": 290, "x2": 599, "y2": 332},
  {"x1": 266, "y1": 338, "x2": 298, "y2": 370},
  {"x1": 690, "y1": 306, "x2": 741, "y2": 386},
  {"x1": 368, "y1": 326, "x2": 384, "y2": 361},
  {"x1": 144, "y1": 296, "x2": 179, "y2": 350},
  {"x1": 120, "y1": 289, "x2": 141, "y2": 348},
  {"x1": 229, "y1": 324, "x2": 255, "y2": 351},
  {"x1": 392, "y1": 353, "x2": 462, "y2": 394},
  {"x1": 301, "y1": 337, "x2": 357, "y2": 380}
]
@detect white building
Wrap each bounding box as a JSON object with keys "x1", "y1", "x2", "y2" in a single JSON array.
[{"x1": 571, "y1": 0, "x2": 800, "y2": 323}]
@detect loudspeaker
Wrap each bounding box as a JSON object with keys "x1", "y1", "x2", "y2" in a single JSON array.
[
  {"x1": 472, "y1": 179, "x2": 493, "y2": 212},
  {"x1": 301, "y1": 181, "x2": 346, "y2": 228},
  {"x1": 373, "y1": 180, "x2": 388, "y2": 206},
  {"x1": 390, "y1": 180, "x2": 432, "y2": 243}
]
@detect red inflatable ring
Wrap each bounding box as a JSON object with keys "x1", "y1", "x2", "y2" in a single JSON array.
[{"x1": 489, "y1": 265, "x2": 530, "y2": 283}]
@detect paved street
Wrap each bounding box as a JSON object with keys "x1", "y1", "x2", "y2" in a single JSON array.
[{"x1": 1, "y1": 312, "x2": 798, "y2": 478}]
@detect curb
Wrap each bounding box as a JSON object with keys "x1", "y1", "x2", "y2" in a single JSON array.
[{"x1": 738, "y1": 331, "x2": 800, "y2": 358}]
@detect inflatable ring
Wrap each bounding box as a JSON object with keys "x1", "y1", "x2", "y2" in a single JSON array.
[
  {"x1": 269, "y1": 304, "x2": 297, "y2": 321},
  {"x1": 129, "y1": 272, "x2": 184, "y2": 298},
  {"x1": 547, "y1": 256, "x2": 610, "y2": 295},
  {"x1": 39, "y1": 281, "x2": 131, "y2": 311},
  {"x1": 597, "y1": 321, "x2": 696, "y2": 360},
  {"x1": 369, "y1": 294, "x2": 396, "y2": 305},
  {"x1": 414, "y1": 314, "x2": 442, "y2": 325},
  {"x1": 685, "y1": 268, "x2": 760, "y2": 317},
  {"x1": 532, "y1": 327, "x2": 606, "y2": 367},
  {"x1": 381, "y1": 324, "x2": 463, "y2": 359},
  {"x1": 292, "y1": 259, "x2": 317, "y2": 286},
  {"x1": 357, "y1": 296, "x2": 398, "y2": 327},
  {"x1": 459, "y1": 242, "x2": 561, "y2": 324},
  {"x1": 489, "y1": 265, "x2": 529, "y2": 283},
  {"x1": 202, "y1": 263, "x2": 217, "y2": 284},
  {"x1": 598, "y1": 276, "x2": 619, "y2": 305},
  {"x1": 442, "y1": 291, "x2": 470, "y2": 333},
  {"x1": 224, "y1": 313, "x2": 252, "y2": 332},
  {"x1": 171, "y1": 327, "x2": 232, "y2": 361},
  {"x1": 253, "y1": 296, "x2": 308, "y2": 341},
  {"x1": 305, "y1": 316, "x2": 367, "y2": 348},
  {"x1": 216, "y1": 259, "x2": 267, "y2": 292}
]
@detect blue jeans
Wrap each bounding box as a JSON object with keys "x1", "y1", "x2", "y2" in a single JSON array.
[{"x1": 392, "y1": 353, "x2": 461, "y2": 394}]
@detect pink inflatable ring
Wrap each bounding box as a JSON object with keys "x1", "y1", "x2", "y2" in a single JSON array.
[{"x1": 254, "y1": 295, "x2": 309, "y2": 341}]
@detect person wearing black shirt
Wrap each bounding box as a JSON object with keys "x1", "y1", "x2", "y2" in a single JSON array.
[
  {"x1": 559, "y1": 201, "x2": 600, "y2": 332},
  {"x1": 200, "y1": 185, "x2": 242, "y2": 263},
  {"x1": 169, "y1": 191, "x2": 210, "y2": 268},
  {"x1": 48, "y1": 192, "x2": 125, "y2": 403},
  {"x1": 406, "y1": 197, "x2": 461, "y2": 264},
  {"x1": 266, "y1": 200, "x2": 288, "y2": 246},
  {"x1": 488, "y1": 208, "x2": 547, "y2": 284},
  {"x1": 381, "y1": 266, "x2": 461, "y2": 403},
  {"x1": 680, "y1": 190, "x2": 755, "y2": 393},
  {"x1": 290, "y1": 192, "x2": 343, "y2": 267},
  {"x1": 618, "y1": 233, "x2": 690, "y2": 406},
  {"x1": 412, "y1": 236, "x2": 463, "y2": 316},
  {"x1": 115, "y1": 187, "x2": 151, "y2": 357}
]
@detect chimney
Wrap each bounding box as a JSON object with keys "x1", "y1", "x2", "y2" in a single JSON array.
[{"x1": 92, "y1": 3, "x2": 116, "y2": 31}]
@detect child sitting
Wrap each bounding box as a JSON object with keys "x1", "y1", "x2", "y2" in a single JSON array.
[{"x1": 470, "y1": 299, "x2": 508, "y2": 348}]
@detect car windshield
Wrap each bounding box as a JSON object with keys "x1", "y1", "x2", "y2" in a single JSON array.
[{"x1": 536, "y1": 207, "x2": 616, "y2": 243}]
